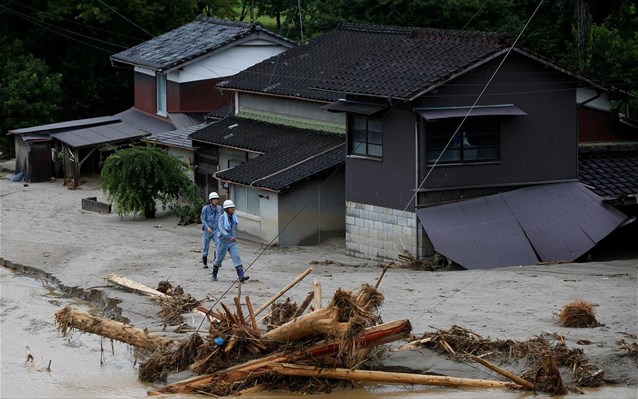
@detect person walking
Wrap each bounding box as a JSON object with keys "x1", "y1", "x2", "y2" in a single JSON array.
[
  {"x1": 211, "y1": 199, "x2": 249, "y2": 282},
  {"x1": 200, "y1": 192, "x2": 222, "y2": 269}
]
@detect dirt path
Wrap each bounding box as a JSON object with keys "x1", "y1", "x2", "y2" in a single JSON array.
[{"x1": 1, "y1": 175, "x2": 636, "y2": 392}]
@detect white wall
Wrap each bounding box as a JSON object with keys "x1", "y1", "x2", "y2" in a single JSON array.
[
  {"x1": 134, "y1": 40, "x2": 286, "y2": 83},
  {"x1": 171, "y1": 42, "x2": 286, "y2": 83},
  {"x1": 238, "y1": 93, "x2": 346, "y2": 127}
]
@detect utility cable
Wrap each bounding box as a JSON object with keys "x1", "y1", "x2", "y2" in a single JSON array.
[
  {"x1": 96, "y1": 0, "x2": 155, "y2": 38},
  {"x1": 403, "y1": 0, "x2": 545, "y2": 212},
  {"x1": 195, "y1": 155, "x2": 346, "y2": 333},
  {"x1": 409, "y1": 0, "x2": 546, "y2": 324}
]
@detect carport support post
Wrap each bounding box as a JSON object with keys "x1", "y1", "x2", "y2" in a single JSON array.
[{"x1": 73, "y1": 148, "x2": 80, "y2": 188}]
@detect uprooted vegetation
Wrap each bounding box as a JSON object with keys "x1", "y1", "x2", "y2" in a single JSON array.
[
  {"x1": 409, "y1": 325, "x2": 605, "y2": 394},
  {"x1": 52, "y1": 265, "x2": 627, "y2": 396}
]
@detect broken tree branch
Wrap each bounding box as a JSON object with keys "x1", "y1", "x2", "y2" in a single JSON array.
[
  {"x1": 254, "y1": 267, "x2": 313, "y2": 316},
  {"x1": 470, "y1": 354, "x2": 534, "y2": 389}
]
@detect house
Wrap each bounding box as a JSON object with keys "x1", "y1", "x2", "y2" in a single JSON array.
[
  {"x1": 190, "y1": 115, "x2": 345, "y2": 245},
  {"x1": 111, "y1": 15, "x2": 295, "y2": 169},
  {"x1": 199, "y1": 22, "x2": 629, "y2": 266},
  {"x1": 10, "y1": 16, "x2": 295, "y2": 184}
]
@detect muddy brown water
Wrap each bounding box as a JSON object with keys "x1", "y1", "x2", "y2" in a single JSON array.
[{"x1": 1, "y1": 266, "x2": 635, "y2": 399}]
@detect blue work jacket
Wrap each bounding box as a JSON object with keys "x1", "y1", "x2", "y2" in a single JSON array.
[{"x1": 201, "y1": 204, "x2": 222, "y2": 233}]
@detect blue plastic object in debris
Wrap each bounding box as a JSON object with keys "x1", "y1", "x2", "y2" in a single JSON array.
[{"x1": 214, "y1": 337, "x2": 225, "y2": 346}]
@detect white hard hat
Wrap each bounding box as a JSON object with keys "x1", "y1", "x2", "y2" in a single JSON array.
[
  {"x1": 208, "y1": 192, "x2": 219, "y2": 200},
  {"x1": 223, "y1": 200, "x2": 235, "y2": 209}
]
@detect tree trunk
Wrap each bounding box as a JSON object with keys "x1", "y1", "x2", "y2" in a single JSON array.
[{"x1": 54, "y1": 307, "x2": 176, "y2": 351}]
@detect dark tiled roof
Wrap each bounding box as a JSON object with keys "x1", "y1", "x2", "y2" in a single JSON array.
[
  {"x1": 111, "y1": 16, "x2": 294, "y2": 71},
  {"x1": 219, "y1": 22, "x2": 507, "y2": 101},
  {"x1": 190, "y1": 117, "x2": 345, "y2": 192},
  {"x1": 149, "y1": 123, "x2": 210, "y2": 150},
  {"x1": 579, "y1": 145, "x2": 638, "y2": 198}
]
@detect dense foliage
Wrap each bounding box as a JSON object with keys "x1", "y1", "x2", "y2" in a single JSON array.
[
  {"x1": 0, "y1": 40, "x2": 62, "y2": 151},
  {"x1": 101, "y1": 145, "x2": 194, "y2": 218},
  {"x1": 1, "y1": 0, "x2": 636, "y2": 154}
]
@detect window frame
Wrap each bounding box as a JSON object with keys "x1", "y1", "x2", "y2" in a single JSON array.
[
  {"x1": 230, "y1": 184, "x2": 261, "y2": 218},
  {"x1": 425, "y1": 118, "x2": 500, "y2": 165},
  {"x1": 156, "y1": 72, "x2": 167, "y2": 116},
  {"x1": 348, "y1": 115, "x2": 383, "y2": 159}
]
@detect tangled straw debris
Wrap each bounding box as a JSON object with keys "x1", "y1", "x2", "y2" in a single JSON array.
[{"x1": 557, "y1": 300, "x2": 603, "y2": 328}]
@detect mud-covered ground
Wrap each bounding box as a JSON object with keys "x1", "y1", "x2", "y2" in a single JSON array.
[{"x1": 1, "y1": 165, "x2": 636, "y2": 398}]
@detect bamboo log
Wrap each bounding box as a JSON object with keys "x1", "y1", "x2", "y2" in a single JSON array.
[
  {"x1": 54, "y1": 307, "x2": 175, "y2": 351},
  {"x1": 254, "y1": 267, "x2": 313, "y2": 316},
  {"x1": 470, "y1": 355, "x2": 534, "y2": 389},
  {"x1": 269, "y1": 363, "x2": 520, "y2": 389},
  {"x1": 149, "y1": 319, "x2": 412, "y2": 395}
]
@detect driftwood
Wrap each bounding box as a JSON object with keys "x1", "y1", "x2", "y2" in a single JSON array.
[
  {"x1": 106, "y1": 272, "x2": 168, "y2": 298},
  {"x1": 254, "y1": 267, "x2": 313, "y2": 316},
  {"x1": 269, "y1": 363, "x2": 521, "y2": 389},
  {"x1": 470, "y1": 354, "x2": 534, "y2": 389},
  {"x1": 149, "y1": 319, "x2": 412, "y2": 395},
  {"x1": 263, "y1": 306, "x2": 342, "y2": 342},
  {"x1": 263, "y1": 285, "x2": 383, "y2": 343},
  {"x1": 54, "y1": 307, "x2": 175, "y2": 351},
  {"x1": 106, "y1": 272, "x2": 215, "y2": 323}
]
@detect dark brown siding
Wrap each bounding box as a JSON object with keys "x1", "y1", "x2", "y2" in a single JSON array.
[
  {"x1": 346, "y1": 52, "x2": 579, "y2": 211},
  {"x1": 346, "y1": 107, "x2": 417, "y2": 210},
  {"x1": 578, "y1": 107, "x2": 614, "y2": 142},
  {"x1": 179, "y1": 78, "x2": 232, "y2": 112},
  {"x1": 134, "y1": 72, "x2": 156, "y2": 115},
  {"x1": 167, "y1": 80, "x2": 180, "y2": 112},
  {"x1": 29, "y1": 141, "x2": 52, "y2": 182}
]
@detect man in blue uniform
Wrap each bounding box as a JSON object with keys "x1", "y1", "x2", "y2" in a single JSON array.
[
  {"x1": 211, "y1": 199, "x2": 249, "y2": 282},
  {"x1": 200, "y1": 192, "x2": 222, "y2": 269}
]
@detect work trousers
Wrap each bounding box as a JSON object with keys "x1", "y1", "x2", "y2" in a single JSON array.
[
  {"x1": 202, "y1": 230, "x2": 219, "y2": 258},
  {"x1": 213, "y1": 240, "x2": 242, "y2": 268}
]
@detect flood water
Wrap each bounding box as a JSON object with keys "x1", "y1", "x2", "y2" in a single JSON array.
[{"x1": 1, "y1": 266, "x2": 635, "y2": 399}]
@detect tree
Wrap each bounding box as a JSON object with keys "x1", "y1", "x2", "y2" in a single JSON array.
[
  {"x1": 0, "y1": 39, "x2": 62, "y2": 153},
  {"x1": 101, "y1": 145, "x2": 194, "y2": 218}
]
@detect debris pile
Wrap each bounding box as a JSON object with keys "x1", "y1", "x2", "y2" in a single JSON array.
[
  {"x1": 52, "y1": 267, "x2": 612, "y2": 396},
  {"x1": 406, "y1": 325, "x2": 605, "y2": 392}
]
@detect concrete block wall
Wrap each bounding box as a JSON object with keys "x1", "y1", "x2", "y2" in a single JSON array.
[
  {"x1": 345, "y1": 201, "x2": 416, "y2": 261},
  {"x1": 81, "y1": 197, "x2": 112, "y2": 214}
]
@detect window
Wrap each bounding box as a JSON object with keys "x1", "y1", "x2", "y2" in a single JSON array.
[
  {"x1": 426, "y1": 119, "x2": 499, "y2": 164},
  {"x1": 156, "y1": 73, "x2": 167, "y2": 116},
  {"x1": 349, "y1": 116, "x2": 383, "y2": 158},
  {"x1": 231, "y1": 184, "x2": 260, "y2": 217}
]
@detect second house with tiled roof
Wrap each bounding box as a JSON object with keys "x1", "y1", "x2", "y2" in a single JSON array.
[{"x1": 190, "y1": 22, "x2": 628, "y2": 263}]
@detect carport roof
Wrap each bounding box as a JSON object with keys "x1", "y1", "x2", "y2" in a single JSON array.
[
  {"x1": 51, "y1": 121, "x2": 149, "y2": 148},
  {"x1": 416, "y1": 182, "x2": 627, "y2": 269}
]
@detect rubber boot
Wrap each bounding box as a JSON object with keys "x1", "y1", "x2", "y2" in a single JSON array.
[
  {"x1": 202, "y1": 256, "x2": 208, "y2": 269},
  {"x1": 236, "y1": 266, "x2": 249, "y2": 282},
  {"x1": 211, "y1": 266, "x2": 219, "y2": 281}
]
